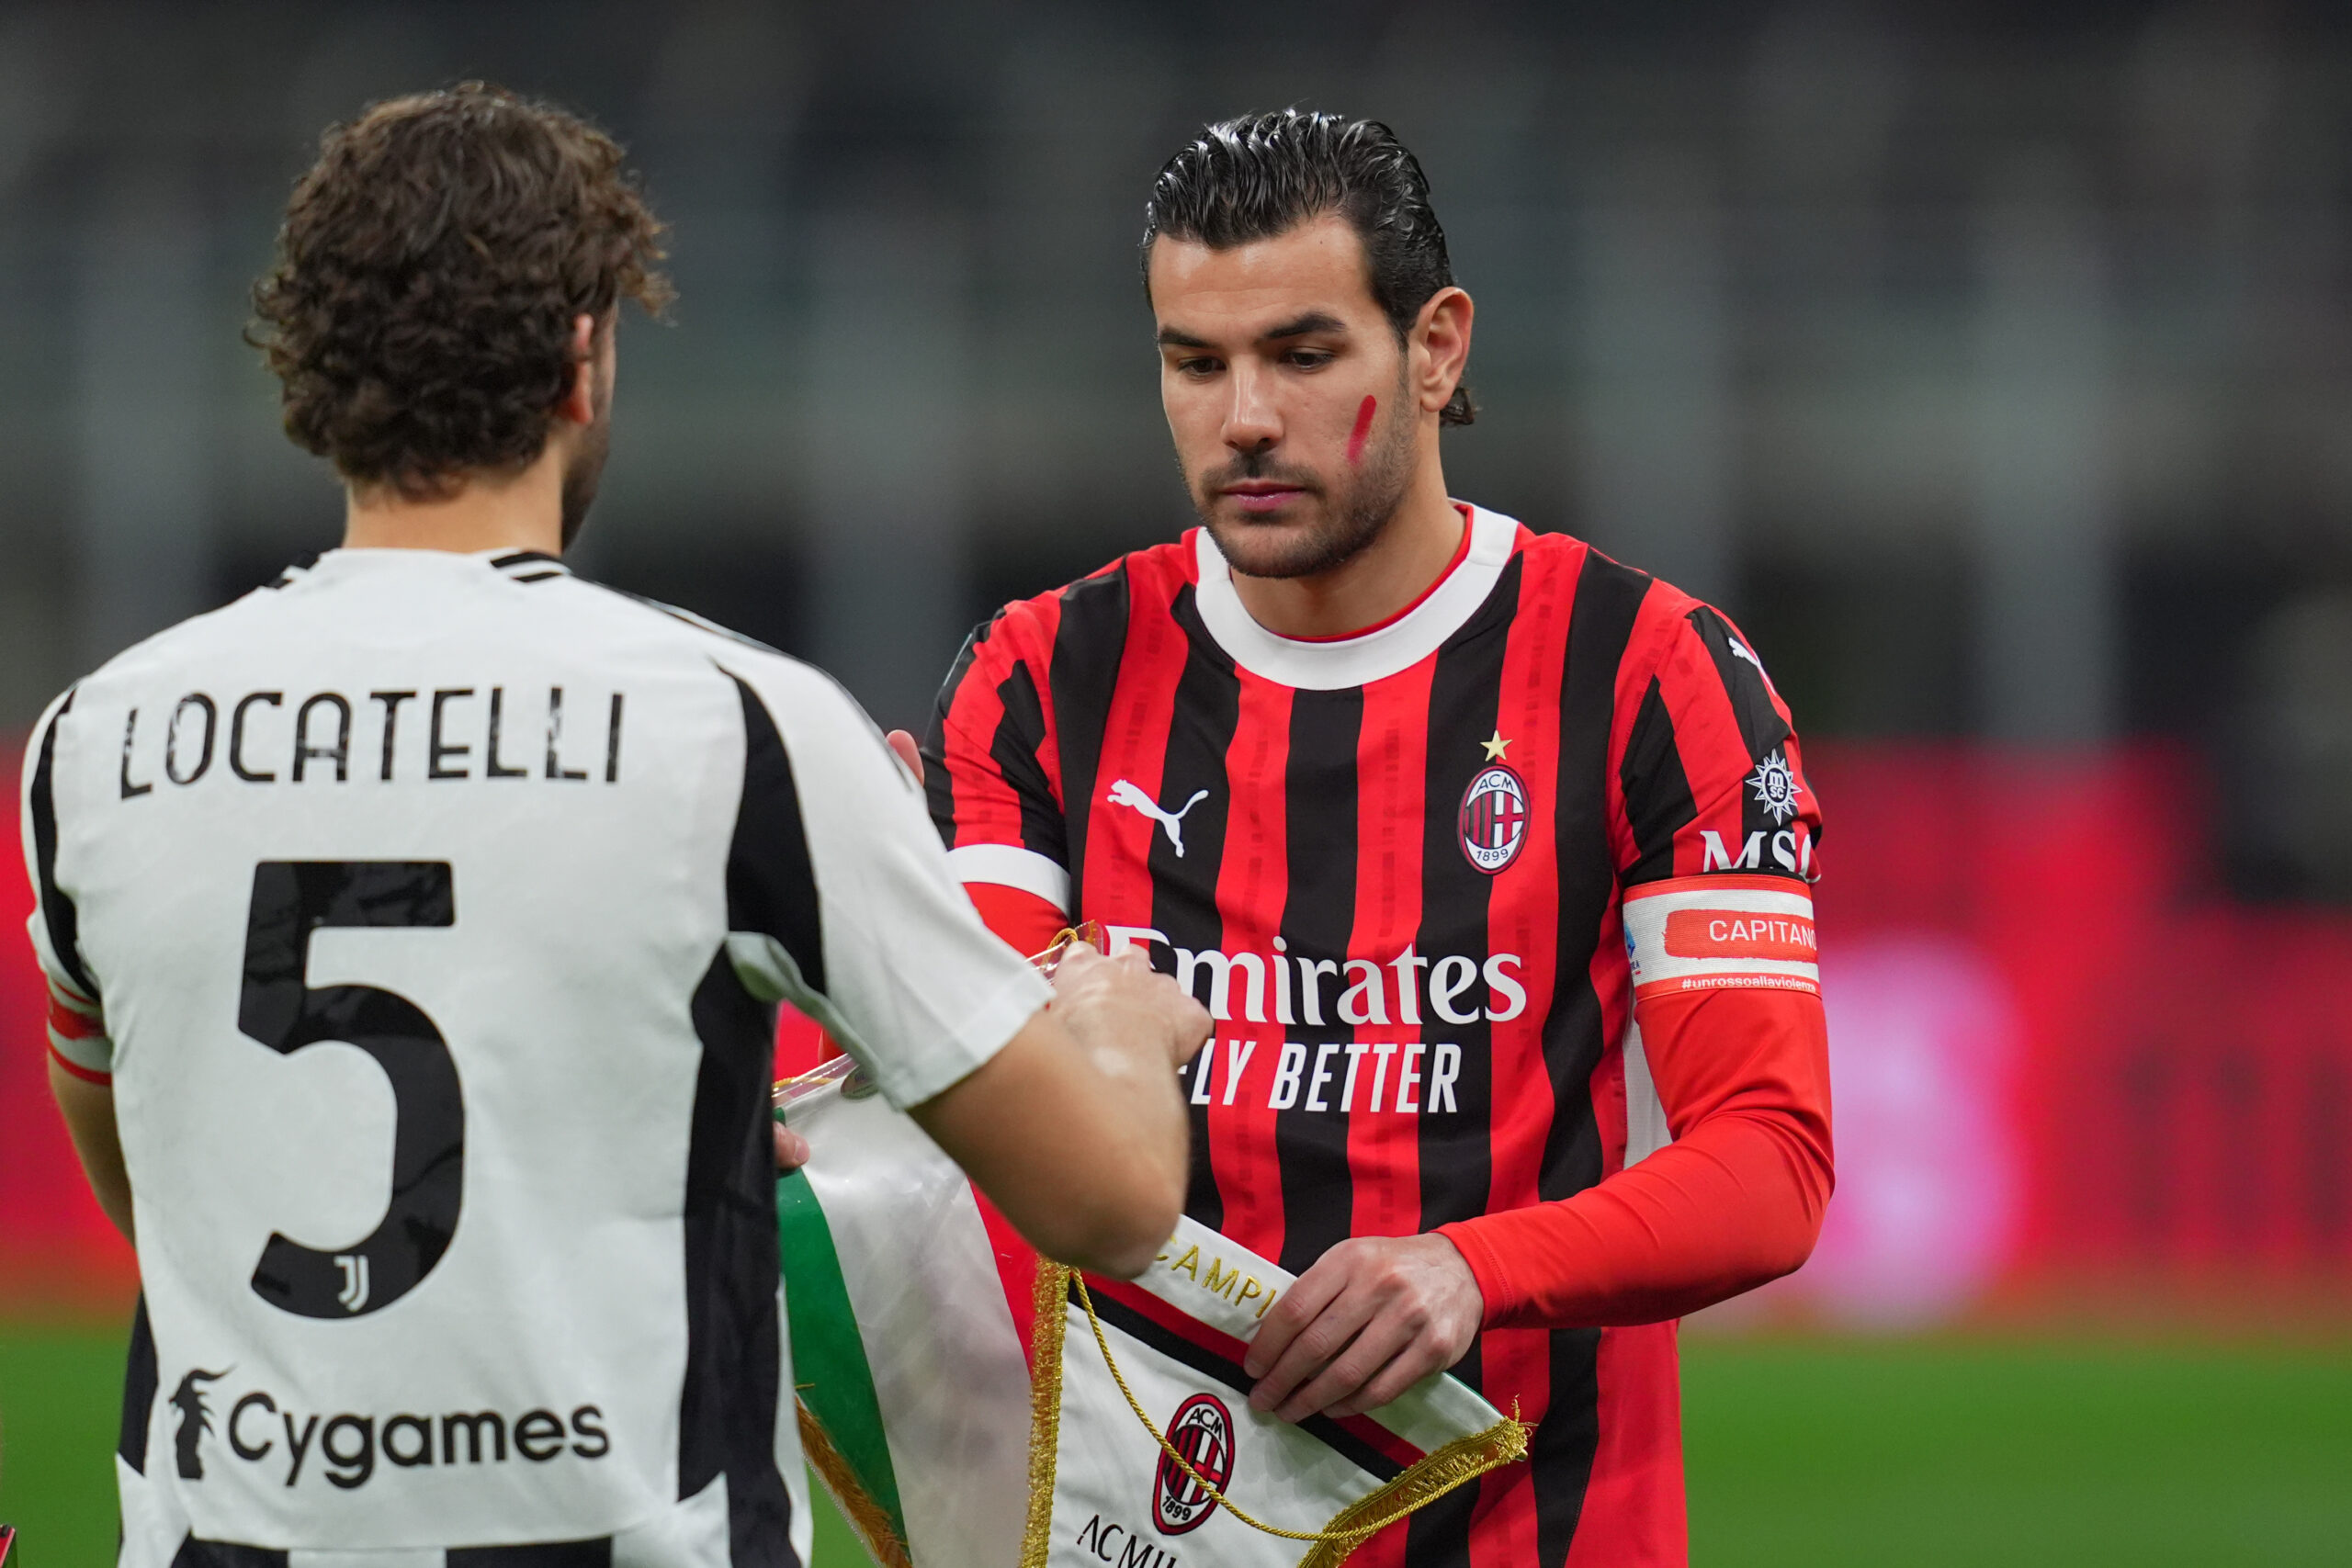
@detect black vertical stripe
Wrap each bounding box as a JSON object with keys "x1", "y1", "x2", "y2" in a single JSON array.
[
  {"x1": 1155, "y1": 588, "x2": 1243, "y2": 1233},
  {"x1": 119, "y1": 1292, "x2": 157, "y2": 1474},
  {"x1": 1414, "y1": 554, "x2": 1523, "y2": 1237},
  {"x1": 1047, "y1": 565, "x2": 1132, "y2": 897},
  {"x1": 1618, "y1": 678, "x2": 1697, "y2": 887},
  {"x1": 677, "y1": 951, "x2": 798, "y2": 1564},
  {"x1": 920, "y1": 619, "x2": 994, "y2": 849},
  {"x1": 1402, "y1": 554, "x2": 1521, "y2": 1568},
  {"x1": 1684, "y1": 605, "x2": 1807, "y2": 861},
  {"x1": 28, "y1": 689, "x2": 98, "y2": 999},
  {"x1": 1533, "y1": 550, "x2": 1651, "y2": 1563},
  {"x1": 697, "y1": 672, "x2": 808, "y2": 1562},
  {"x1": 1273, "y1": 684, "x2": 1363, "y2": 1274},
  {"x1": 1685, "y1": 605, "x2": 1791, "y2": 763},
  {"x1": 724, "y1": 674, "x2": 825, "y2": 996},
  {"x1": 991, "y1": 660, "x2": 1067, "y2": 866}
]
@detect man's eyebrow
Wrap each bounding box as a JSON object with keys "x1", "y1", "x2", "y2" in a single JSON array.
[
  {"x1": 1155, "y1": 311, "x2": 1351, "y2": 350},
  {"x1": 1261, "y1": 310, "x2": 1347, "y2": 341}
]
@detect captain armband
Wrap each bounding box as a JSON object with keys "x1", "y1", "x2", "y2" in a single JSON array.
[{"x1": 1623, "y1": 874, "x2": 1818, "y2": 1002}]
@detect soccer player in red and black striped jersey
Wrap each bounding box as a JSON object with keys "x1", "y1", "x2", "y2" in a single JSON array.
[{"x1": 913, "y1": 111, "x2": 1833, "y2": 1565}]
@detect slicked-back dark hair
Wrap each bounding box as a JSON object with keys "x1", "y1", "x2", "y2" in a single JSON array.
[
  {"x1": 1142, "y1": 108, "x2": 1474, "y2": 425},
  {"x1": 251, "y1": 82, "x2": 672, "y2": 499}
]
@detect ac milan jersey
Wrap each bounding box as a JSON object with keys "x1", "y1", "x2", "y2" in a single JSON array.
[
  {"x1": 21, "y1": 547, "x2": 1048, "y2": 1564},
  {"x1": 923, "y1": 505, "x2": 1824, "y2": 1564}
]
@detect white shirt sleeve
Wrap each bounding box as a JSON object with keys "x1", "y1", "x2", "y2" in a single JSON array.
[
  {"x1": 718, "y1": 659, "x2": 1051, "y2": 1111},
  {"x1": 20, "y1": 687, "x2": 116, "y2": 1078}
]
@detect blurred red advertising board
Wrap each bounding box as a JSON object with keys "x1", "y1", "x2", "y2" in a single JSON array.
[
  {"x1": 1785, "y1": 744, "x2": 2352, "y2": 1326},
  {"x1": 6, "y1": 736, "x2": 2347, "y2": 1324}
]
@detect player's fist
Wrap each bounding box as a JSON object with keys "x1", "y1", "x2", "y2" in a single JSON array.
[
  {"x1": 1242, "y1": 1233, "x2": 1484, "y2": 1422},
  {"x1": 1049, "y1": 940, "x2": 1211, "y2": 1074}
]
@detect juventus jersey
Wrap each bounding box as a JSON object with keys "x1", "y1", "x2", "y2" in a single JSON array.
[
  {"x1": 925, "y1": 505, "x2": 1824, "y2": 1564},
  {"x1": 21, "y1": 547, "x2": 1049, "y2": 1564}
]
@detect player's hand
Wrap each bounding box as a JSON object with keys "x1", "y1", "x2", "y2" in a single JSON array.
[
  {"x1": 1049, "y1": 940, "x2": 1210, "y2": 1074},
  {"x1": 772, "y1": 1083, "x2": 811, "y2": 1172},
  {"x1": 1243, "y1": 1234, "x2": 1484, "y2": 1422},
  {"x1": 886, "y1": 728, "x2": 923, "y2": 784}
]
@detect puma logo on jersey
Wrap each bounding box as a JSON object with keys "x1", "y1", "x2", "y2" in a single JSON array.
[
  {"x1": 1727, "y1": 636, "x2": 1781, "y2": 698},
  {"x1": 1107, "y1": 779, "x2": 1209, "y2": 858}
]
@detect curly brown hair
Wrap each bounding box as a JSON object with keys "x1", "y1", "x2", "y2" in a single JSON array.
[{"x1": 251, "y1": 82, "x2": 672, "y2": 500}]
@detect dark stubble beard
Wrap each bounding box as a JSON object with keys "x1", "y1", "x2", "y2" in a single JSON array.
[
  {"x1": 1193, "y1": 383, "x2": 1417, "y2": 581},
  {"x1": 559, "y1": 402, "x2": 611, "y2": 552}
]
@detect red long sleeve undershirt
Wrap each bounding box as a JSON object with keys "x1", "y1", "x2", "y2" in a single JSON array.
[
  {"x1": 1438, "y1": 985, "x2": 1833, "y2": 1329},
  {"x1": 959, "y1": 881, "x2": 1835, "y2": 1332}
]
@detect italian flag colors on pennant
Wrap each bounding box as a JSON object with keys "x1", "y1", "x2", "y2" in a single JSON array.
[{"x1": 775, "y1": 1054, "x2": 1528, "y2": 1568}]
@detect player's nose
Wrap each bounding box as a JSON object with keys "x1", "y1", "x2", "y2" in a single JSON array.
[{"x1": 1221, "y1": 362, "x2": 1283, "y2": 451}]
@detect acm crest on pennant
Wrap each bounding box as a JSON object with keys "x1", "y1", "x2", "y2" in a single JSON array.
[{"x1": 1151, "y1": 1392, "x2": 1237, "y2": 1536}]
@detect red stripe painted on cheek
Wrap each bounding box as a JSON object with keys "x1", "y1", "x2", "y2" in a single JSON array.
[{"x1": 1346, "y1": 394, "x2": 1376, "y2": 465}]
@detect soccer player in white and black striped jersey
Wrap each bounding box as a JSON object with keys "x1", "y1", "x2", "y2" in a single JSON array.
[{"x1": 24, "y1": 85, "x2": 1205, "y2": 1567}]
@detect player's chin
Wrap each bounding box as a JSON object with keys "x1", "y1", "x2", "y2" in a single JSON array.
[{"x1": 1203, "y1": 509, "x2": 1335, "y2": 579}]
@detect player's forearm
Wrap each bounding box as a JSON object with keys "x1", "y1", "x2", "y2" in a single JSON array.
[
  {"x1": 1440, "y1": 1108, "x2": 1828, "y2": 1327},
  {"x1": 49, "y1": 1057, "x2": 134, "y2": 1244},
  {"x1": 910, "y1": 1000, "x2": 1192, "y2": 1279},
  {"x1": 1439, "y1": 986, "x2": 1833, "y2": 1328},
  {"x1": 1057, "y1": 1035, "x2": 1192, "y2": 1276}
]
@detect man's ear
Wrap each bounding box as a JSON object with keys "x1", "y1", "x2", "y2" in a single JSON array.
[
  {"x1": 556, "y1": 312, "x2": 598, "y2": 427},
  {"x1": 1413, "y1": 287, "x2": 1474, "y2": 416}
]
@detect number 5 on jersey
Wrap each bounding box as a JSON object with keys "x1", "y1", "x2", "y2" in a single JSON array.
[{"x1": 239, "y1": 861, "x2": 461, "y2": 1319}]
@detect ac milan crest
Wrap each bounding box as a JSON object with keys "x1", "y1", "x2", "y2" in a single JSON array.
[
  {"x1": 1151, "y1": 1393, "x2": 1236, "y2": 1535},
  {"x1": 1459, "y1": 764, "x2": 1530, "y2": 874}
]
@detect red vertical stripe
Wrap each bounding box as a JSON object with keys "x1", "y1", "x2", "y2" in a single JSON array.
[
  {"x1": 1019, "y1": 590, "x2": 1069, "y2": 807},
  {"x1": 1079, "y1": 577, "x2": 1188, "y2": 929},
  {"x1": 1204, "y1": 671, "x2": 1294, "y2": 1260},
  {"x1": 1563, "y1": 1322, "x2": 1688, "y2": 1568}
]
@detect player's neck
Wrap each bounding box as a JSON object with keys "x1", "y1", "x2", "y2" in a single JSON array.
[
  {"x1": 1228, "y1": 463, "x2": 1464, "y2": 641},
  {"x1": 341, "y1": 446, "x2": 566, "y2": 558}
]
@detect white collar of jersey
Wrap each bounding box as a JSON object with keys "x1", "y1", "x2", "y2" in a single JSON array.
[
  {"x1": 298, "y1": 547, "x2": 571, "y2": 584},
  {"x1": 1189, "y1": 504, "x2": 1520, "y2": 690}
]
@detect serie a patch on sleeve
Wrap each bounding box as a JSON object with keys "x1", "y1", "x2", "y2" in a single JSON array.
[{"x1": 1623, "y1": 874, "x2": 1819, "y2": 1001}]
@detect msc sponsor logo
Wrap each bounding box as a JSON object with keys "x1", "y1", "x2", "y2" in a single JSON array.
[
  {"x1": 169, "y1": 1371, "x2": 610, "y2": 1492},
  {"x1": 1747, "y1": 750, "x2": 1804, "y2": 826},
  {"x1": 1153, "y1": 1393, "x2": 1236, "y2": 1535},
  {"x1": 1699, "y1": 823, "x2": 1818, "y2": 879}
]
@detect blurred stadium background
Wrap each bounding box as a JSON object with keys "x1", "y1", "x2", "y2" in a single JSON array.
[{"x1": 4, "y1": 1, "x2": 2350, "y2": 1561}]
